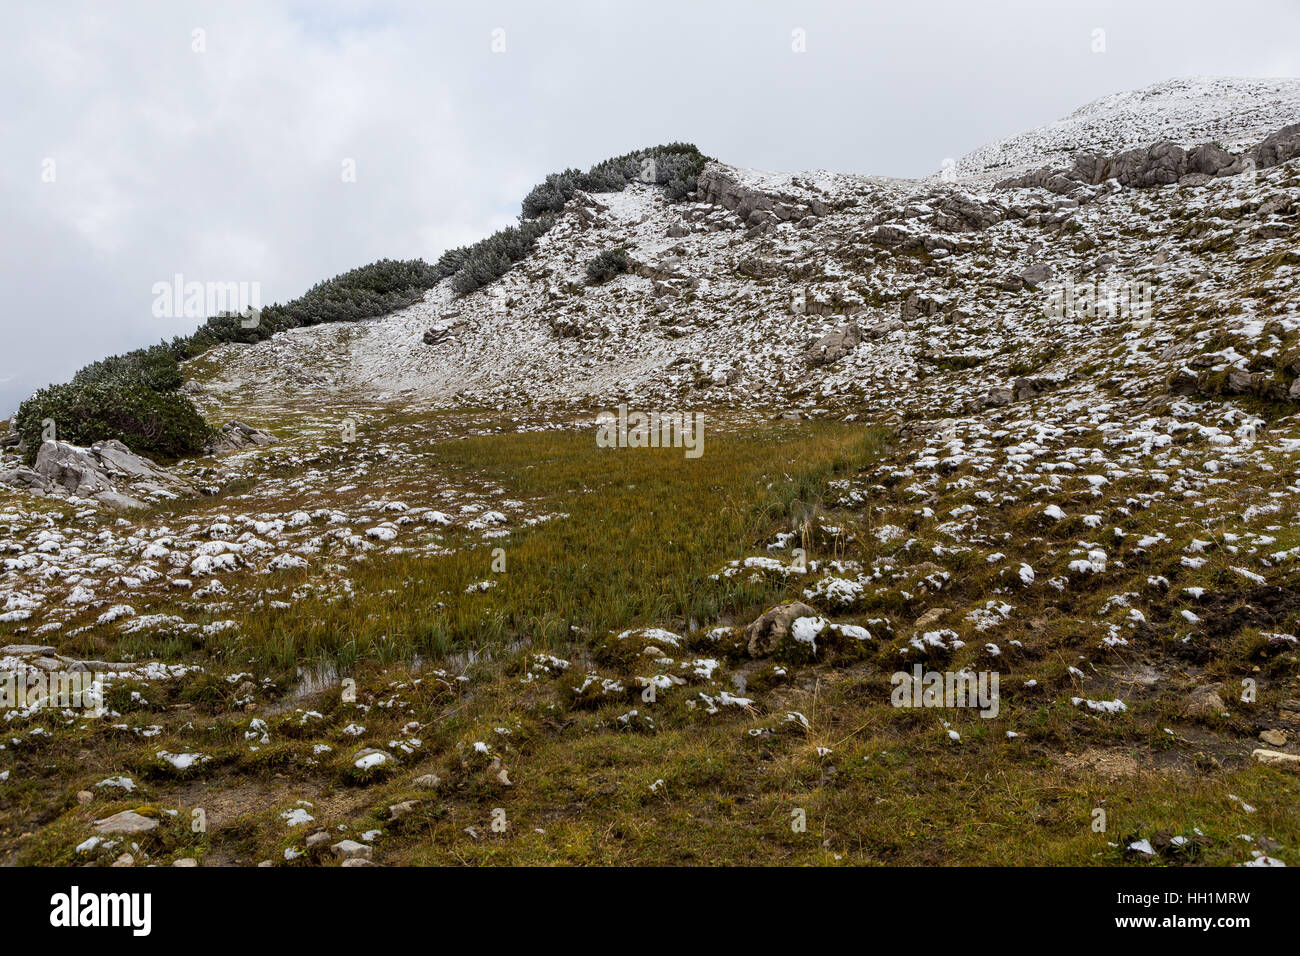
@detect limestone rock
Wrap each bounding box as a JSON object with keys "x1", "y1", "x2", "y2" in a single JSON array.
[
  {"x1": 0, "y1": 466, "x2": 51, "y2": 494},
  {"x1": 1252, "y1": 749, "x2": 1300, "y2": 772},
  {"x1": 1183, "y1": 685, "x2": 1227, "y2": 719},
  {"x1": 206, "y1": 420, "x2": 277, "y2": 455},
  {"x1": 745, "y1": 602, "x2": 819, "y2": 657},
  {"x1": 804, "y1": 321, "x2": 863, "y2": 367},
  {"x1": 331, "y1": 839, "x2": 371, "y2": 861},
  {"x1": 93, "y1": 810, "x2": 159, "y2": 835},
  {"x1": 30, "y1": 438, "x2": 198, "y2": 510}
]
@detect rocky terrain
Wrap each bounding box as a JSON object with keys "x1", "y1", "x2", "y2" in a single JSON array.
[{"x1": 2, "y1": 77, "x2": 1299, "y2": 867}]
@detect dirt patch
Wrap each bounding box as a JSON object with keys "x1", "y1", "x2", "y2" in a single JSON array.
[
  {"x1": 1199, "y1": 585, "x2": 1300, "y2": 640},
  {"x1": 1058, "y1": 747, "x2": 1141, "y2": 780}
]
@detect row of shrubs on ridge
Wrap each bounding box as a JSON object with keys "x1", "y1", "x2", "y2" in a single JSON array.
[
  {"x1": 437, "y1": 143, "x2": 707, "y2": 294},
  {"x1": 11, "y1": 145, "x2": 708, "y2": 462}
]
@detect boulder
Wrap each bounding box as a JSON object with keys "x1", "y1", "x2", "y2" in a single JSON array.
[
  {"x1": 27, "y1": 439, "x2": 199, "y2": 510},
  {"x1": 931, "y1": 193, "x2": 1007, "y2": 232},
  {"x1": 804, "y1": 322, "x2": 864, "y2": 367},
  {"x1": 1182, "y1": 684, "x2": 1227, "y2": 719},
  {"x1": 94, "y1": 810, "x2": 159, "y2": 835},
  {"x1": 1252, "y1": 749, "x2": 1300, "y2": 772},
  {"x1": 0, "y1": 466, "x2": 51, "y2": 494},
  {"x1": 983, "y1": 386, "x2": 1014, "y2": 407},
  {"x1": 34, "y1": 441, "x2": 113, "y2": 498},
  {"x1": 1251, "y1": 122, "x2": 1300, "y2": 169},
  {"x1": 868, "y1": 318, "x2": 905, "y2": 339},
  {"x1": 331, "y1": 839, "x2": 371, "y2": 861},
  {"x1": 745, "y1": 602, "x2": 819, "y2": 657},
  {"x1": 1019, "y1": 263, "x2": 1054, "y2": 290},
  {"x1": 206, "y1": 420, "x2": 277, "y2": 455}
]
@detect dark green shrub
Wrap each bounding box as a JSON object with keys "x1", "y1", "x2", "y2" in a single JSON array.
[
  {"x1": 72, "y1": 344, "x2": 183, "y2": 392},
  {"x1": 446, "y1": 215, "x2": 556, "y2": 295},
  {"x1": 520, "y1": 143, "x2": 708, "y2": 221},
  {"x1": 586, "y1": 248, "x2": 631, "y2": 284},
  {"x1": 15, "y1": 382, "x2": 213, "y2": 463}
]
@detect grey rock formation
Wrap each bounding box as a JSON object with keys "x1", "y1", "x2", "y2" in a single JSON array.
[
  {"x1": 996, "y1": 120, "x2": 1300, "y2": 196},
  {"x1": 1252, "y1": 122, "x2": 1300, "y2": 169},
  {"x1": 0, "y1": 465, "x2": 51, "y2": 494},
  {"x1": 745, "y1": 602, "x2": 820, "y2": 657},
  {"x1": 206, "y1": 420, "x2": 277, "y2": 454},
  {"x1": 1019, "y1": 263, "x2": 1054, "y2": 290},
  {"x1": 804, "y1": 321, "x2": 863, "y2": 367},
  {"x1": 26, "y1": 439, "x2": 199, "y2": 510}
]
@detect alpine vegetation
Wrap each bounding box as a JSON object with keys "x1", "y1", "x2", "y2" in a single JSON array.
[
  {"x1": 3, "y1": 76, "x2": 1300, "y2": 875},
  {"x1": 595, "y1": 404, "x2": 705, "y2": 458}
]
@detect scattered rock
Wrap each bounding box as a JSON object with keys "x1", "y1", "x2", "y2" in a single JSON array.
[
  {"x1": 1259, "y1": 729, "x2": 1289, "y2": 748},
  {"x1": 93, "y1": 810, "x2": 159, "y2": 835},
  {"x1": 1252, "y1": 749, "x2": 1300, "y2": 772},
  {"x1": 205, "y1": 420, "x2": 277, "y2": 455},
  {"x1": 331, "y1": 839, "x2": 372, "y2": 861},
  {"x1": 1183, "y1": 685, "x2": 1228, "y2": 719},
  {"x1": 745, "y1": 602, "x2": 819, "y2": 657},
  {"x1": 804, "y1": 321, "x2": 863, "y2": 367}
]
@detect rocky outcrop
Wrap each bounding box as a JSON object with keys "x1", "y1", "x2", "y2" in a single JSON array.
[
  {"x1": 205, "y1": 420, "x2": 277, "y2": 455},
  {"x1": 930, "y1": 193, "x2": 1007, "y2": 232},
  {"x1": 696, "y1": 164, "x2": 826, "y2": 237},
  {"x1": 1251, "y1": 122, "x2": 1300, "y2": 169},
  {"x1": 0, "y1": 465, "x2": 51, "y2": 494},
  {"x1": 5, "y1": 439, "x2": 199, "y2": 510},
  {"x1": 804, "y1": 321, "x2": 863, "y2": 367},
  {"x1": 996, "y1": 120, "x2": 1300, "y2": 195}
]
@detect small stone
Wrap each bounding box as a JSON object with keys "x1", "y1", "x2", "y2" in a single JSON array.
[
  {"x1": 353, "y1": 748, "x2": 394, "y2": 771},
  {"x1": 331, "y1": 839, "x2": 371, "y2": 861},
  {"x1": 1183, "y1": 685, "x2": 1227, "y2": 719},
  {"x1": 172, "y1": 858, "x2": 198, "y2": 867},
  {"x1": 1260, "y1": 729, "x2": 1289, "y2": 747},
  {"x1": 110, "y1": 853, "x2": 135, "y2": 867},
  {"x1": 413, "y1": 773, "x2": 441, "y2": 790},
  {"x1": 1253, "y1": 749, "x2": 1300, "y2": 772},
  {"x1": 76, "y1": 791, "x2": 93, "y2": 805},
  {"x1": 388, "y1": 800, "x2": 418, "y2": 820},
  {"x1": 93, "y1": 810, "x2": 159, "y2": 835},
  {"x1": 305, "y1": 830, "x2": 331, "y2": 848},
  {"x1": 257, "y1": 860, "x2": 273, "y2": 867},
  {"x1": 914, "y1": 607, "x2": 951, "y2": 629},
  {"x1": 341, "y1": 858, "x2": 376, "y2": 867}
]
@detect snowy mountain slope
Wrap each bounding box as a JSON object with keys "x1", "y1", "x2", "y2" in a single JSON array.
[
  {"x1": 189, "y1": 76, "x2": 1299, "y2": 428},
  {"x1": 5, "y1": 76, "x2": 1300, "y2": 868},
  {"x1": 954, "y1": 76, "x2": 1300, "y2": 182}
]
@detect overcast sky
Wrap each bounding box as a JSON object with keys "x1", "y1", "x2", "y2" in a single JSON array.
[{"x1": 2, "y1": 0, "x2": 1298, "y2": 415}]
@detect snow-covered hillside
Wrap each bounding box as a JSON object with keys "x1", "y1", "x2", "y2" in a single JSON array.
[
  {"x1": 956, "y1": 76, "x2": 1300, "y2": 181},
  {"x1": 188, "y1": 76, "x2": 1299, "y2": 427}
]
